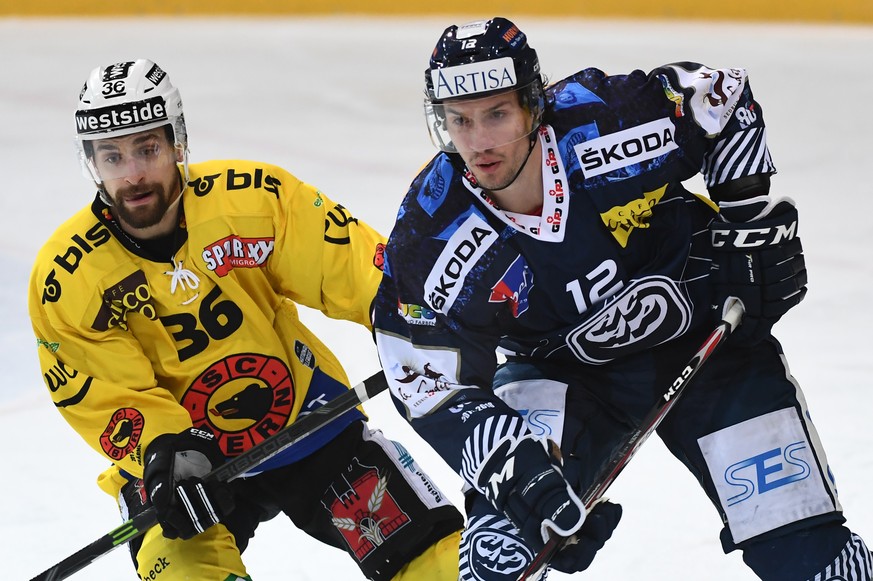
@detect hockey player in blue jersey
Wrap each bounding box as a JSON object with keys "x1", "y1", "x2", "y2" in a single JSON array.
[{"x1": 372, "y1": 16, "x2": 872, "y2": 580}]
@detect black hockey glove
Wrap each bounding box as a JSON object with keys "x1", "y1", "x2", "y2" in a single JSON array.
[
  {"x1": 710, "y1": 196, "x2": 808, "y2": 344},
  {"x1": 475, "y1": 434, "x2": 622, "y2": 573},
  {"x1": 550, "y1": 498, "x2": 623, "y2": 574},
  {"x1": 143, "y1": 427, "x2": 235, "y2": 540}
]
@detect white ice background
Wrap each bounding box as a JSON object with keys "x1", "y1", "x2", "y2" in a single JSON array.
[{"x1": 1, "y1": 15, "x2": 871, "y2": 580}]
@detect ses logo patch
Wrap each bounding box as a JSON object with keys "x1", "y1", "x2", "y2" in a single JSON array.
[
  {"x1": 724, "y1": 442, "x2": 811, "y2": 506},
  {"x1": 698, "y1": 407, "x2": 835, "y2": 544}
]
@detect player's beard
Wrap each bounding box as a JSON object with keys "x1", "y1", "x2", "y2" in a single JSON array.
[{"x1": 109, "y1": 180, "x2": 176, "y2": 230}]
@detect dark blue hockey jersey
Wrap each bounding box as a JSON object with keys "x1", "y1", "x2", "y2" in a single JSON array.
[{"x1": 373, "y1": 62, "x2": 774, "y2": 480}]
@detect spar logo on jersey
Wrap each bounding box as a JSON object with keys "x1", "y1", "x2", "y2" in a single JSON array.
[
  {"x1": 99, "y1": 407, "x2": 145, "y2": 462},
  {"x1": 489, "y1": 254, "x2": 533, "y2": 317},
  {"x1": 323, "y1": 458, "x2": 410, "y2": 562},
  {"x1": 180, "y1": 354, "x2": 294, "y2": 457},
  {"x1": 202, "y1": 235, "x2": 275, "y2": 277},
  {"x1": 600, "y1": 184, "x2": 668, "y2": 248},
  {"x1": 566, "y1": 276, "x2": 691, "y2": 364},
  {"x1": 424, "y1": 211, "x2": 498, "y2": 314},
  {"x1": 574, "y1": 118, "x2": 678, "y2": 179},
  {"x1": 92, "y1": 270, "x2": 158, "y2": 331}
]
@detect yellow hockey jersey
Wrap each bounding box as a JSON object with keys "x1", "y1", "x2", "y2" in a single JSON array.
[{"x1": 28, "y1": 159, "x2": 386, "y2": 485}]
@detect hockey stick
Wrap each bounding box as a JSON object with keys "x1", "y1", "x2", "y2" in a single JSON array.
[
  {"x1": 519, "y1": 299, "x2": 745, "y2": 580},
  {"x1": 31, "y1": 370, "x2": 389, "y2": 581}
]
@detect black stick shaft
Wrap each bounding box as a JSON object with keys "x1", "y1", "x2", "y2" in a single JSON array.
[{"x1": 31, "y1": 371, "x2": 388, "y2": 581}]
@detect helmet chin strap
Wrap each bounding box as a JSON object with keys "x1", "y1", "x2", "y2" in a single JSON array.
[{"x1": 485, "y1": 131, "x2": 539, "y2": 193}]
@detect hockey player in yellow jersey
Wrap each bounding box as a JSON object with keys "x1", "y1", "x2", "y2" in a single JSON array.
[{"x1": 28, "y1": 59, "x2": 462, "y2": 581}]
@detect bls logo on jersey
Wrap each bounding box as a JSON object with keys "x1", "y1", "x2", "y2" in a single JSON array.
[
  {"x1": 202, "y1": 235, "x2": 275, "y2": 277},
  {"x1": 190, "y1": 168, "x2": 281, "y2": 197},
  {"x1": 489, "y1": 254, "x2": 533, "y2": 317},
  {"x1": 41, "y1": 223, "x2": 112, "y2": 304},
  {"x1": 724, "y1": 442, "x2": 811, "y2": 506}
]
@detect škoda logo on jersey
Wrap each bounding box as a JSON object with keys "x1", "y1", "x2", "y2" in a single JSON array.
[
  {"x1": 574, "y1": 118, "x2": 678, "y2": 179},
  {"x1": 202, "y1": 235, "x2": 275, "y2": 277},
  {"x1": 424, "y1": 211, "x2": 498, "y2": 314}
]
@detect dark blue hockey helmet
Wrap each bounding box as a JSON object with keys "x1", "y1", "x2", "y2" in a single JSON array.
[{"x1": 424, "y1": 17, "x2": 545, "y2": 153}]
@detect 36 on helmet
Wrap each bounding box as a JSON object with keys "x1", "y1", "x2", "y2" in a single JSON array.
[
  {"x1": 424, "y1": 17, "x2": 544, "y2": 153},
  {"x1": 74, "y1": 59, "x2": 188, "y2": 186}
]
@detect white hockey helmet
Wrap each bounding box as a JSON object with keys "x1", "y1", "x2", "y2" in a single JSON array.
[{"x1": 74, "y1": 59, "x2": 188, "y2": 185}]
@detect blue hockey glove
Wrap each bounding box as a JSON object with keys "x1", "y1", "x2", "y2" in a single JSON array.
[
  {"x1": 475, "y1": 434, "x2": 621, "y2": 572},
  {"x1": 143, "y1": 427, "x2": 235, "y2": 540},
  {"x1": 710, "y1": 196, "x2": 807, "y2": 344}
]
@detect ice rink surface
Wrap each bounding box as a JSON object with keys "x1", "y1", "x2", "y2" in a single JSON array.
[{"x1": 1, "y1": 15, "x2": 871, "y2": 580}]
